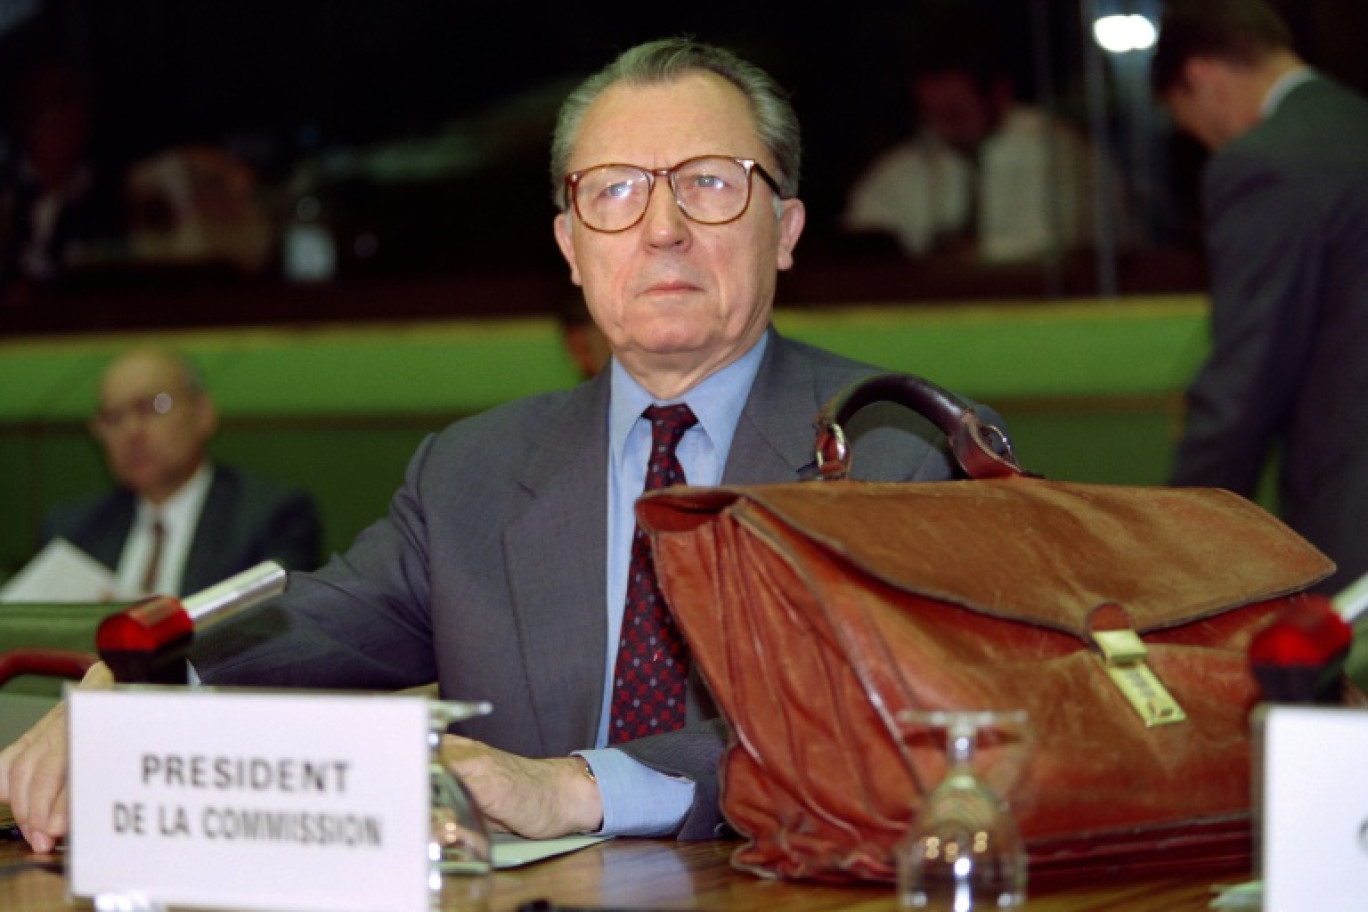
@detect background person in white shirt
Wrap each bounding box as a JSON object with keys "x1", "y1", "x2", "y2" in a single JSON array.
[
  {"x1": 40, "y1": 347, "x2": 321, "y2": 596},
  {"x1": 842, "y1": 20, "x2": 1131, "y2": 263}
]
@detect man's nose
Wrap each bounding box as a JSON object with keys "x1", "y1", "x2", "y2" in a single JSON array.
[{"x1": 640, "y1": 179, "x2": 690, "y2": 248}]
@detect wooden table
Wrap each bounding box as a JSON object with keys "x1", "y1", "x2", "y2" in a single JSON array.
[{"x1": 0, "y1": 835, "x2": 1247, "y2": 911}]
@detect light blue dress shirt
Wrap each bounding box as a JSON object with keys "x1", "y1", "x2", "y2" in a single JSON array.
[
  {"x1": 577, "y1": 332, "x2": 768, "y2": 836},
  {"x1": 191, "y1": 336, "x2": 768, "y2": 836}
]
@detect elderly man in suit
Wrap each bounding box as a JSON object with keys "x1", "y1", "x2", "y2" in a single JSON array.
[
  {"x1": 1153, "y1": 0, "x2": 1368, "y2": 595},
  {"x1": 41, "y1": 348, "x2": 321, "y2": 598},
  {"x1": 1, "y1": 38, "x2": 1004, "y2": 851}
]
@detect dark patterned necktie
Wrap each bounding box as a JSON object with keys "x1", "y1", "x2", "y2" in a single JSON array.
[
  {"x1": 608, "y1": 403, "x2": 698, "y2": 743},
  {"x1": 142, "y1": 517, "x2": 165, "y2": 593}
]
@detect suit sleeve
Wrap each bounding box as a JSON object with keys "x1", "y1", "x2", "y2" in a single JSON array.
[
  {"x1": 194, "y1": 439, "x2": 440, "y2": 691},
  {"x1": 253, "y1": 487, "x2": 324, "y2": 573},
  {"x1": 1169, "y1": 150, "x2": 1322, "y2": 494},
  {"x1": 614, "y1": 719, "x2": 730, "y2": 840}
]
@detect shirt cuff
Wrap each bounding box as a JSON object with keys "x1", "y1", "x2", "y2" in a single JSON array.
[{"x1": 575, "y1": 748, "x2": 694, "y2": 837}]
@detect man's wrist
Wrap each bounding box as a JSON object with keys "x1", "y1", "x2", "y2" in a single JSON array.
[{"x1": 568, "y1": 755, "x2": 603, "y2": 834}]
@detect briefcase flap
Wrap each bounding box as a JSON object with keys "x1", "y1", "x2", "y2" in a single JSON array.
[{"x1": 638, "y1": 477, "x2": 1334, "y2": 639}]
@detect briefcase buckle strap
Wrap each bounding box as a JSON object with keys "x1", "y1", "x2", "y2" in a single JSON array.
[
  {"x1": 1094, "y1": 629, "x2": 1188, "y2": 728},
  {"x1": 814, "y1": 421, "x2": 850, "y2": 480}
]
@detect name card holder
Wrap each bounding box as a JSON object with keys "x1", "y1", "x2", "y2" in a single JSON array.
[
  {"x1": 1254, "y1": 704, "x2": 1368, "y2": 912},
  {"x1": 68, "y1": 687, "x2": 432, "y2": 912}
]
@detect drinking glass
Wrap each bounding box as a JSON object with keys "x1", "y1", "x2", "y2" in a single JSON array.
[
  {"x1": 427, "y1": 700, "x2": 494, "y2": 891},
  {"x1": 896, "y1": 709, "x2": 1030, "y2": 911}
]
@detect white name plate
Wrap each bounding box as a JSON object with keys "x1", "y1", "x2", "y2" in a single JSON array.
[
  {"x1": 1255, "y1": 705, "x2": 1368, "y2": 912},
  {"x1": 68, "y1": 687, "x2": 431, "y2": 912}
]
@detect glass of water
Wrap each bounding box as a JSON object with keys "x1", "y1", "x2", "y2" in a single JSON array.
[{"x1": 896, "y1": 709, "x2": 1030, "y2": 911}]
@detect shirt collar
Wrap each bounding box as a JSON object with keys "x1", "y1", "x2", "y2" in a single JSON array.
[
  {"x1": 609, "y1": 330, "x2": 769, "y2": 465},
  {"x1": 1262, "y1": 66, "x2": 1316, "y2": 118},
  {"x1": 137, "y1": 461, "x2": 214, "y2": 530}
]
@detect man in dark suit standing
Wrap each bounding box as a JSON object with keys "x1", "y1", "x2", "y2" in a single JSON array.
[
  {"x1": 1154, "y1": 0, "x2": 1368, "y2": 595},
  {"x1": 42, "y1": 347, "x2": 321, "y2": 596},
  {"x1": 1, "y1": 38, "x2": 1004, "y2": 852}
]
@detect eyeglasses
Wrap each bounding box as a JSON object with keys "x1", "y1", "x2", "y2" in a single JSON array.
[
  {"x1": 564, "y1": 154, "x2": 784, "y2": 233},
  {"x1": 93, "y1": 392, "x2": 177, "y2": 432}
]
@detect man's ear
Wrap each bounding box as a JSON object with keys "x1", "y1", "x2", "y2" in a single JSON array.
[
  {"x1": 775, "y1": 199, "x2": 805, "y2": 273},
  {"x1": 553, "y1": 213, "x2": 582, "y2": 287}
]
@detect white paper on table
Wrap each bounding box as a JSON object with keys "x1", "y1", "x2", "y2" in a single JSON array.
[
  {"x1": 0, "y1": 538, "x2": 136, "y2": 602},
  {"x1": 1209, "y1": 880, "x2": 1262, "y2": 909},
  {"x1": 491, "y1": 833, "x2": 610, "y2": 868}
]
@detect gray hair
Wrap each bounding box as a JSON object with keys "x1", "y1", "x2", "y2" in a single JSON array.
[{"x1": 549, "y1": 37, "x2": 802, "y2": 209}]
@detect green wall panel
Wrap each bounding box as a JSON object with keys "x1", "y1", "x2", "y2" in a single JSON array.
[{"x1": 0, "y1": 296, "x2": 1213, "y2": 578}]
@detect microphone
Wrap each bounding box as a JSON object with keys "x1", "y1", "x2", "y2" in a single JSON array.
[
  {"x1": 1332, "y1": 571, "x2": 1368, "y2": 624},
  {"x1": 1248, "y1": 592, "x2": 1352, "y2": 705},
  {"x1": 96, "y1": 562, "x2": 288, "y2": 684}
]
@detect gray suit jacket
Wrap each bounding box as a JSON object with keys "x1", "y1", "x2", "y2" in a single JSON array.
[
  {"x1": 194, "y1": 330, "x2": 1001, "y2": 838},
  {"x1": 42, "y1": 464, "x2": 322, "y2": 595},
  {"x1": 1169, "y1": 76, "x2": 1368, "y2": 594}
]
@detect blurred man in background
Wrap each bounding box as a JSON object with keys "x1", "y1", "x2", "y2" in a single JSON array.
[
  {"x1": 0, "y1": 55, "x2": 125, "y2": 304},
  {"x1": 843, "y1": 19, "x2": 1130, "y2": 263},
  {"x1": 1154, "y1": 0, "x2": 1368, "y2": 595},
  {"x1": 556, "y1": 290, "x2": 611, "y2": 379},
  {"x1": 42, "y1": 347, "x2": 322, "y2": 596}
]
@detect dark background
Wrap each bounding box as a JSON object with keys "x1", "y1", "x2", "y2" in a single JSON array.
[
  {"x1": 2, "y1": 1, "x2": 1088, "y2": 268},
  {"x1": 1, "y1": 0, "x2": 1365, "y2": 328}
]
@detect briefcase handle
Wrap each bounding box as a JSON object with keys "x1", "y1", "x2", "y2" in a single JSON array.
[{"x1": 814, "y1": 372, "x2": 1026, "y2": 481}]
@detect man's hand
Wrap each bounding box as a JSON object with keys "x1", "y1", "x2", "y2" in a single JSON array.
[
  {"x1": 0, "y1": 661, "x2": 114, "y2": 853},
  {"x1": 439, "y1": 735, "x2": 602, "y2": 838}
]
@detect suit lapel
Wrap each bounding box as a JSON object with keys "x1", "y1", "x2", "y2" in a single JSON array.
[
  {"x1": 724, "y1": 333, "x2": 824, "y2": 484},
  {"x1": 502, "y1": 377, "x2": 610, "y2": 753},
  {"x1": 182, "y1": 467, "x2": 234, "y2": 595},
  {"x1": 496, "y1": 336, "x2": 830, "y2": 751},
  {"x1": 82, "y1": 493, "x2": 137, "y2": 571}
]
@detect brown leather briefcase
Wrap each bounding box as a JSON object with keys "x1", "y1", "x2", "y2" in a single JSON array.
[{"x1": 636, "y1": 373, "x2": 1334, "y2": 884}]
